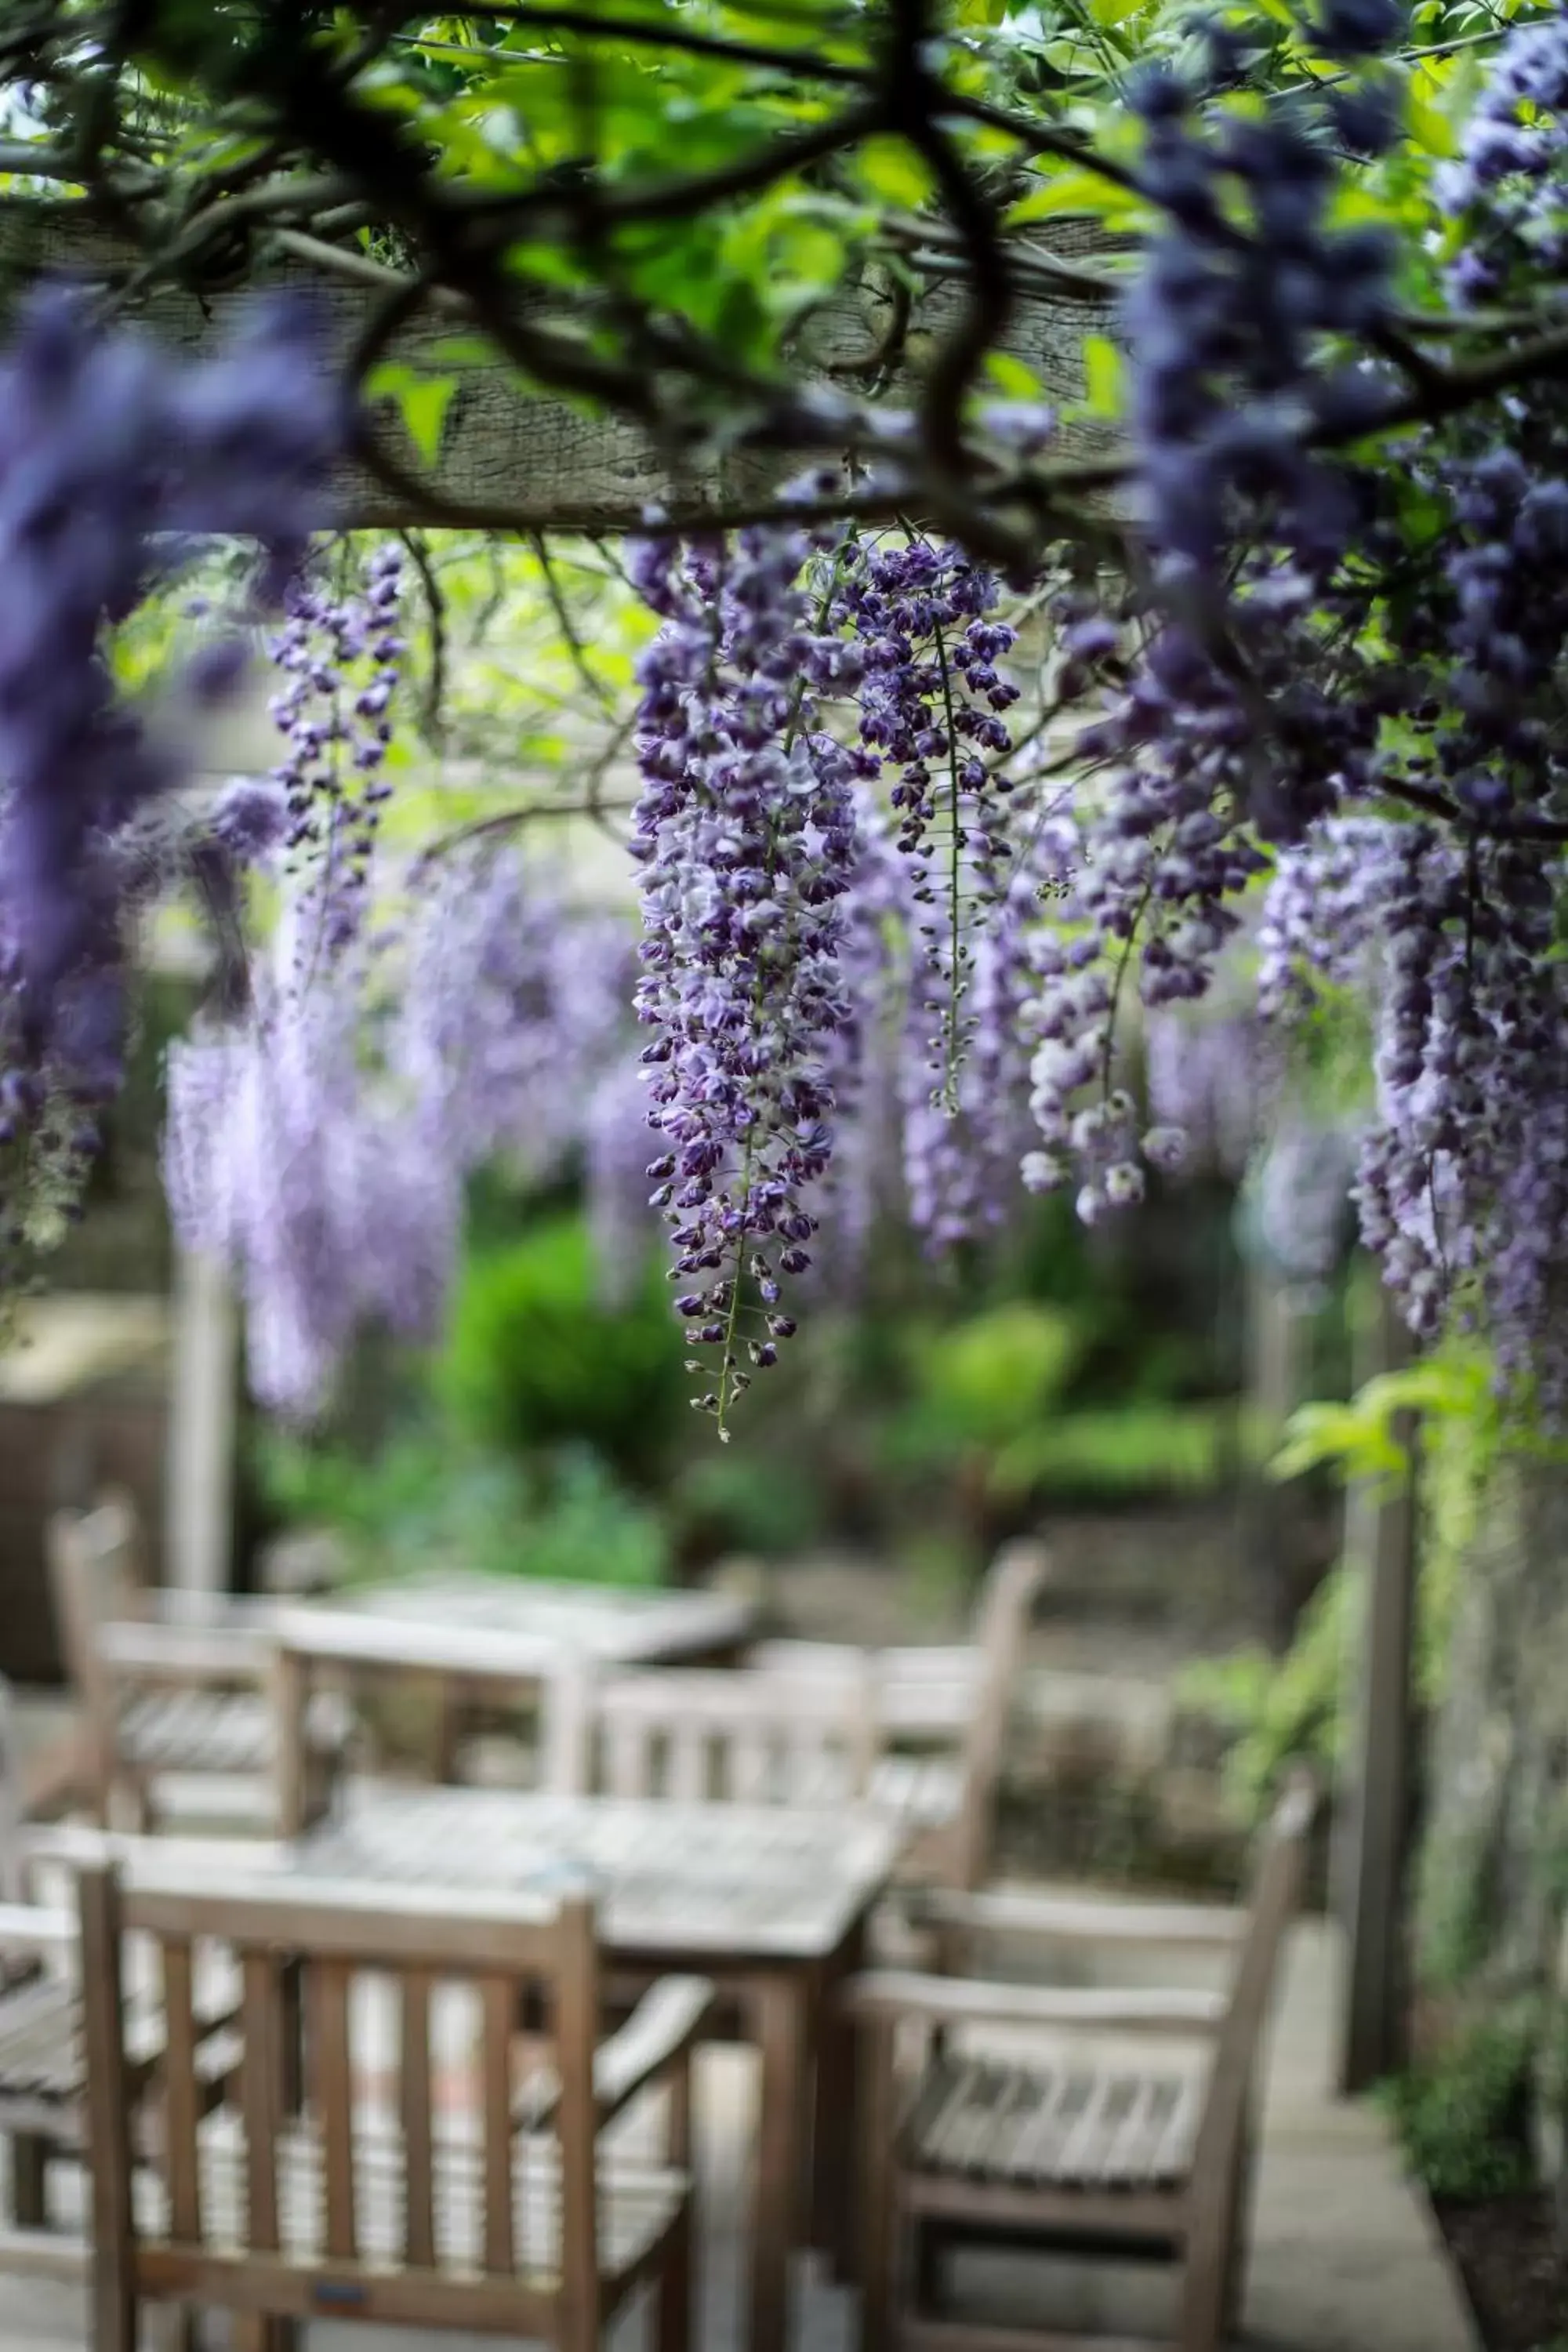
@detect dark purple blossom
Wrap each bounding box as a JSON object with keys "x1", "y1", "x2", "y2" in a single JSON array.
[
  {"x1": 0, "y1": 282, "x2": 345, "y2": 1250},
  {"x1": 630, "y1": 516, "x2": 862, "y2": 1428}
]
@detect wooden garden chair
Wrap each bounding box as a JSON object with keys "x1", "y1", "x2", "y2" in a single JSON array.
[
  {"x1": 754, "y1": 1540, "x2": 1052, "y2": 1893},
  {"x1": 78, "y1": 1852, "x2": 708, "y2": 2352},
  {"x1": 0, "y1": 1679, "x2": 248, "y2": 2277},
  {"x1": 846, "y1": 1768, "x2": 1317, "y2": 2352},
  {"x1": 539, "y1": 1657, "x2": 881, "y2": 1806},
  {"x1": 48, "y1": 1500, "x2": 345, "y2": 1834}
]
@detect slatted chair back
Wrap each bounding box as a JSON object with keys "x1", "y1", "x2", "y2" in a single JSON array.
[
  {"x1": 545, "y1": 1661, "x2": 880, "y2": 1807},
  {"x1": 78, "y1": 1857, "x2": 608, "y2": 2352},
  {"x1": 946, "y1": 1539, "x2": 1051, "y2": 1891},
  {"x1": 46, "y1": 1498, "x2": 142, "y2": 1823}
]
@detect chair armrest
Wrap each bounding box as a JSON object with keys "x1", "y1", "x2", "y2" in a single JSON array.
[
  {"x1": 844, "y1": 1969, "x2": 1226, "y2": 2035},
  {"x1": 594, "y1": 1976, "x2": 714, "y2": 2122},
  {"x1": 911, "y1": 1886, "x2": 1247, "y2": 1951},
  {"x1": 22, "y1": 1824, "x2": 292, "y2": 1878},
  {"x1": 0, "y1": 1904, "x2": 75, "y2": 1961},
  {"x1": 97, "y1": 1622, "x2": 265, "y2": 1682},
  {"x1": 510, "y1": 1976, "x2": 716, "y2": 2136}
]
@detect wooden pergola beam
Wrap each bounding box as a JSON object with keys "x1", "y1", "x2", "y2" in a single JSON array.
[{"x1": 0, "y1": 206, "x2": 1116, "y2": 531}]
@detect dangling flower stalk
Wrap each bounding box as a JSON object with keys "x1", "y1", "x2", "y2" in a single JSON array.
[{"x1": 628, "y1": 513, "x2": 866, "y2": 1432}]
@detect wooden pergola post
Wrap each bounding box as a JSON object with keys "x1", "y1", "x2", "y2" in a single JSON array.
[
  {"x1": 1334, "y1": 1280, "x2": 1418, "y2": 2095},
  {"x1": 1236, "y1": 1255, "x2": 1311, "y2": 1646},
  {"x1": 165, "y1": 1250, "x2": 238, "y2": 1596}
]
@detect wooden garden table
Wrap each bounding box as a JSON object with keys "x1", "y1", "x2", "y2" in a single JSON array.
[
  {"x1": 52, "y1": 1787, "x2": 898, "y2": 2352},
  {"x1": 149, "y1": 1571, "x2": 755, "y2": 1668},
  {"x1": 307, "y1": 1570, "x2": 755, "y2": 1664}
]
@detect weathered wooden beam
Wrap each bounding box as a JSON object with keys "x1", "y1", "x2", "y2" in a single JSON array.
[
  {"x1": 0, "y1": 204, "x2": 1116, "y2": 530},
  {"x1": 1236, "y1": 1255, "x2": 1312, "y2": 1646},
  {"x1": 1335, "y1": 1283, "x2": 1417, "y2": 2096},
  {"x1": 165, "y1": 1250, "x2": 239, "y2": 1599}
]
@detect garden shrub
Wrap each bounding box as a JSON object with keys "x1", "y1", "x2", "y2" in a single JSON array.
[
  {"x1": 256, "y1": 1427, "x2": 669, "y2": 1588},
  {"x1": 988, "y1": 1399, "x2": 1249, "y2": 1507},
  {"x1": 1181, "y1": 1337, "x2": 1493, "y2": 1834},
  {"x1": 1381, "y1": 2009, "x2": 1538, "y2": 2201},
  {"x1": 438, "y1": 1215, "x2": 685, "y2": 1482},
  {"x1": 667, "y1": 1448, "x2": 829, "y2": 1559},
  {"x1": 1177, "y1": 1566, "x2": 1346, "y2": 1814},
  {"x1": 904, "y1": 1302, "x2": 1083, "y2": 1451}
]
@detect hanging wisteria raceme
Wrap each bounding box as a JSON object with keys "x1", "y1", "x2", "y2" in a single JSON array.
[
  {"x1": 829, "y1": 536, "x2": 1021, "y2": 1104},
  {"x1": 166, "y1": 914, "x2": 463, "y2": 1419},
  {"x1": 1002, "y1": 0, "x2": 1406, "y2": 1229},
  {"x1": 629, "y1": 514, "x2": 863, "y2": 1429},
  {"x1": 904, "y1": 822, "x2": 1065, "y2": 1248},
  {"x1": 1435, "y1": 12, "x2": 1568, "y2": 308},
  {"x1": 393, "y1": 839, "x2": 637, "y2": 1185},
  {"x1": 1244, "y1": 1118, "x2": 1359, "y2": 1297},
  {"x1": 268, "y1": 543, "x2": 405, "y2": 959},
  {"x1": 168, "y1": 759, "x2": 648, "y2": 1415},
  {"x1": 0, "y1": 283, "x2": 345, "y2": 1259},
  {"x1": 1123, "y1": 35, "x2": 1397, "y2": 612},
  {"x1": 583, "y1": 1054, "x2": 664, "y2": 1310},
  {"x1": 1258, "y1": 817, "x2": 1404, "y2": 1022},
  {"x1": 1142, "y1": 1003, "x2": 1269, "y2": 1178},
  {"x1": 980, "y1": 1, "x2": 1568, "y2": 1421}
]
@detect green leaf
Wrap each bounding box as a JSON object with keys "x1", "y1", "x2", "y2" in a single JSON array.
[
  {"x1": 1004, "y1": 169, "x2": 1145, "y2": 229},
  {"x1": 1406, "y1": 82, "x2": 1458, "y2": 159},
  {"x1": 854, "y1": 135, "x2": 933, "y2": 211},
  {"x1": 1270, "y1": 1401, "x2": 1406, "y2": 1486},
  {"x1": 366, "y1": 364, "x2": 459, "y2": 466},
  {"x1": 1081, "y1": 333, "x2": 1123, "y2": 416},
  {"x1": 984, "y1": 350, "x2": 1046, "y2": 401}
]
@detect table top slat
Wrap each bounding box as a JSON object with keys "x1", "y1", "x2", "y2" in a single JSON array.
[
  {"x1": 143, "y1": 1576, "x2": 755, "y2": 1674},
  {"x1": 296, "y1": 1786, "x2": 898, "y2": 1964}
]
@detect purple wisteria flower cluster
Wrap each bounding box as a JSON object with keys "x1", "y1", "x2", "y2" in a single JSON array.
[
  {"x1": 267, "y1": 543, "x2": 405, "y2": 960},
  {"x1": 395, "y1": 839, "x2": 638, "y2": 1187},
  {"x1": 1123, "y1": 16, "x2": 1397, "y2": 604},
  {"x1": 629, "y1": 520, "x2": 864, "y2": 1428},
  {"x1": 0, "y1": 283, "x2": 344, "y2": 1258},
  {"x1": 165, "y1": 913, "x2": 460, "y2": 1418},
  {"x1": 1436, "y1": 11, "x2": 1568, "y2": 307},
  {"x1": 166, "y1": 808, "x2": 648, "y2": 1417},
  {"x1": 829, "y1": 539, "x2": 1021, "y2": 1109},
  {"x1": 1142, "y1": 1004, "x2": 1269, "y2": 1178}
]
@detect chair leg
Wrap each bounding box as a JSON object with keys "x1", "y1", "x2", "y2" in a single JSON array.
[
  {"x1": 1179, "y1": 2153, "x2": 1247, "y2": 2352},
  {"x1": 10, "y1": 2132, "x2": 47, "y2": 2228},
  {"x1": 913, "y1": 2219, "x2": 945, "y2": 2317},
  {"x1": 858, "y1": 2020, "x2": 900, "y2": 2352},
  {"x1": 655, "y1": 2202, "x2": 693, "y2": 2352},
  {"x1": 1178, "y1": 2249, "x2": 1227, "y2": 2352},
  {"x1": 150, "y1": 2305, "x2": 201, "y2": 2352},
  {"x1": 1221, "y1": 2129, "x2": 1254, "y2": 2338},
  {"x1": 90, "y1": 2288, "x2": 136, "y2": 2352},
  {"x1": 234, "y1": 2320, "x2": 298, "y2": 2352}
]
